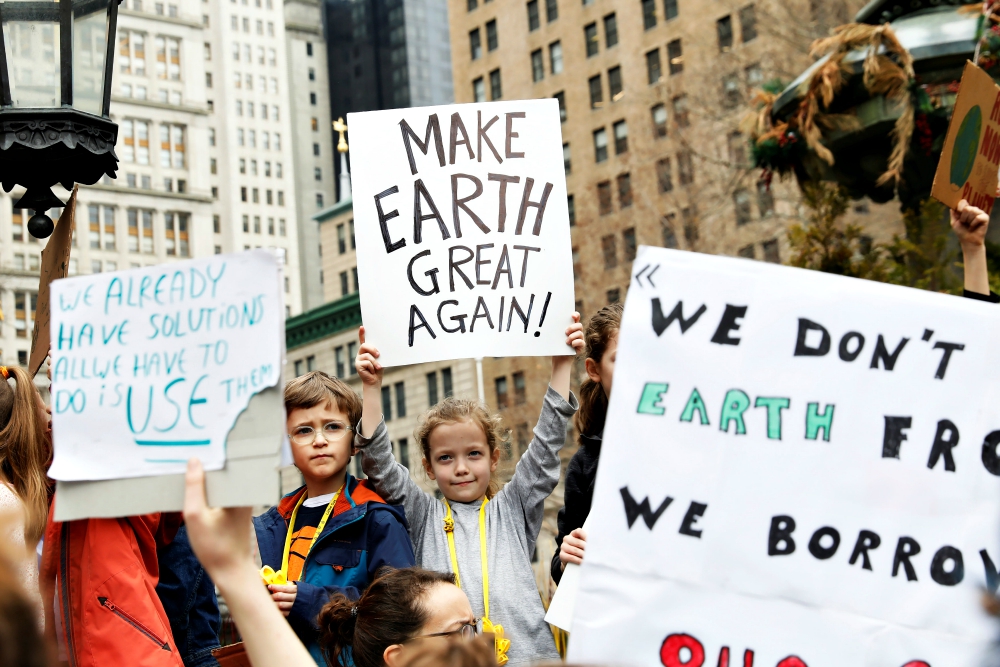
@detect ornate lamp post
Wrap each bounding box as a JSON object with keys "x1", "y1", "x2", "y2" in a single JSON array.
[{"x1": 0, "y1": 0, "x2": 121, "y2": 238}]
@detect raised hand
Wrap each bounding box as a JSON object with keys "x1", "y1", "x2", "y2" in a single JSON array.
[{"x1": 355, "y1": 325, "x2": 383, "y2": 387}]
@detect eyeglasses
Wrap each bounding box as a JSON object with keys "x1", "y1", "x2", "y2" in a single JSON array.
[
  {"x1": 288, "y1": 421, "x2": 353, "y2": 446},
  {"x1": 411, "y1": 621, "x2": 480, "y2": 642}
]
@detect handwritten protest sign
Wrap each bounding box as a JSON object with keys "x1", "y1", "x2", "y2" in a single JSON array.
[
  {"x1": 347, "y1": 99, "x2": 575, "y2": 365},
  {"x1": 931, "y1": 61, "x2": 1000, "y2": 211},
  {"x1": 47, "y1": 250, "x2": 284, "y2": 482},
  {"x1": 569, "y1": 247, "x2": 1000, "y2": 667}
]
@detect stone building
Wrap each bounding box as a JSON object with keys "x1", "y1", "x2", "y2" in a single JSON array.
[
  {"x1": 0, "y1": 0, "x2": 337, "y2": 372},
  {"x1": 446, "y1": 0, "x2": 904, "y2": 597}
]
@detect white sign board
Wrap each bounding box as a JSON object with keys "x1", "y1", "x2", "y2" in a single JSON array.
[
  {"x1": 569, "y1": 247, "x2": 1000, "y2": 667},
  {"x1": 347, "y1": 99, "x2": 575, "y2": 365},
  {"x1": 48, "y1": 251, "x2": 284, "y2": 482}
]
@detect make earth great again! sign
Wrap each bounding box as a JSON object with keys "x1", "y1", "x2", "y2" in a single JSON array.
[
  {"x1": 569, "y1": 247, "x2": 1000, "y2": 667},
  {"x1": 347, "y1": 100, "x2": 576, "y2": 365}
]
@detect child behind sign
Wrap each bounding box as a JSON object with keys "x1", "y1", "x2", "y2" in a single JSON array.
[
  {"x1": 252, "y1": 372, "x2": 415, "y2": 665},
  {"x1": 354, "y1": 319, "x2": 584, "y2": 666}
]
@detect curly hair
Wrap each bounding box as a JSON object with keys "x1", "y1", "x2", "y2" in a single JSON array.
[{"x1": 415, "y1": 397, "x2": 508, "y2": 499}]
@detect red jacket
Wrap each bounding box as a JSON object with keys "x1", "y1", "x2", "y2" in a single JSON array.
[{"x1": 40, "y1": 498, "x2": 185, "y2": 667}]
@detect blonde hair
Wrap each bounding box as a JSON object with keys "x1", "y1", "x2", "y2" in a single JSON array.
[
  {"x1": 415, "y1": 398, "x2": 508, "y2": 499},
  {"x1": 0, "y1": 367, "x2": 51, "y2": 545},
  {"x1": 576, "y1": 303, "x2": 622, "y2": 436}
]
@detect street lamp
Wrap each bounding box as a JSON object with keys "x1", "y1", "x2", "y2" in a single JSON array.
[{"x1": 0, "y1": 0, "x2": 121, "y2": 238}]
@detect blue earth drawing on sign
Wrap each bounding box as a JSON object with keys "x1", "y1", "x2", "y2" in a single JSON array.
[{"x1": 951, "y1": 104, "x2": 982, "y2": 186}]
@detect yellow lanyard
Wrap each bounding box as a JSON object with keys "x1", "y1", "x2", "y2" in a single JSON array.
[
  {"x1": 261, "y1": 484, "x2": 343, "y2": 586},
  {"x1": 443, "y1": 497, "x2": 511, "y2": 665}
]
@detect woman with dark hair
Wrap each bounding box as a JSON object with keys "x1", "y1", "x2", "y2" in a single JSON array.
[{"x1": 320, "y1": 567, "x2": 480, "y2": 667}]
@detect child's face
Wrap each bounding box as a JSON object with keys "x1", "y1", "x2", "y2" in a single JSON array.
[
  {"x1": 287, "y1": 400, "x2": 353, "y2": 488},
  {"x1": 423, "y1": 419, "x2": 499, "y2": 503}
]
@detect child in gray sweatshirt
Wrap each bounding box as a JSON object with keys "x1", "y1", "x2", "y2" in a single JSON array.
[{"x1": 353, "y1": 318, "x2": 583, "y2": 666}]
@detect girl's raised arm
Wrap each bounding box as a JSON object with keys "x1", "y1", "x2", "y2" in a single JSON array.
[{"x1": 354, "y1": 327, "x2": 434, "y2": 523}]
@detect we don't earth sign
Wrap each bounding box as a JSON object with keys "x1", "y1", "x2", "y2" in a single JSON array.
[
  {"x1": 47, "y1": 251, "x2": 284, "y2": 482},
  {"x1": 347, "y1": 100, "x2": 575, "y2": 365},
  {"x1": 569, "y1": 247, "x2": 1000, "y2": 667}
]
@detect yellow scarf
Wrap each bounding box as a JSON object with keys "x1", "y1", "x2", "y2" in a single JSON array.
[
  {"x1": 443, "y1": 497, "x2": 511, "y2": 665},
  {"x1": 261, "y1": 484, "x2": 344, "y2": 585}
]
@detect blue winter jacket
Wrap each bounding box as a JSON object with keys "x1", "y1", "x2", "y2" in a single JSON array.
[{"x1": 252, "y1": 475, "x2": 415, "y2": 665}]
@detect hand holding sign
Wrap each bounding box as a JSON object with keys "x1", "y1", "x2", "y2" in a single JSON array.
[{"x1": 950, "y1": 199, "x2": 992, "y2": 295}]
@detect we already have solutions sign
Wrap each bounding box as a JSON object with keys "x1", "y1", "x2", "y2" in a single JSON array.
[
  {"x1": 48, "y1": 251, "x2": 283, "y2": 482},
  {"x1": 348, "y1": 99, "x2": 575, "y2": 365},
  {"x1": 569, "y1": 248, "x2": 1000, "y2": 667}
]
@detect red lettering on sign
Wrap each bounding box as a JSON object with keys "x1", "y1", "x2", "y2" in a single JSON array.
[
  {"x1": 981, "y1": 126, "x2": 995, "y2": 159},
  {"x1": 661, "y1": 634, "x2": 706, "y2": 667},
  {"x1": 900, "y1": 662, "x2": 930, "y2": 667},
  {"x1": 776, "y1": 658, "x2": 808, "y2": 667},
  {"x1": 991, "y1": 90, "x2": 1000, "y2": 124}
]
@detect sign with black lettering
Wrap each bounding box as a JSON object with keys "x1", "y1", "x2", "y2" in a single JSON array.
[
  {"x1": 568, "y1": 247, "x2": 1000, "y2": 667},
  {"x1": 347, "y1": 100, "x2": 575, "y2": 364}
]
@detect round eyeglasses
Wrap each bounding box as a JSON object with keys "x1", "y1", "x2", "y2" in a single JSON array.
[{"x1": 288, "y1": 421, "x2": 353, "y2": 446}]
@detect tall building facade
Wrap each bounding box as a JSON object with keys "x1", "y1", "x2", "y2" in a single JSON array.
[
  {"x1": 285, "y1": 0, "x2": 337, "y2": 310},
  {"x1": 447, "y1": 0, "x2": 901, "y2": 596},
  {"x1": 321, "y1": 0, "x2": 454, "y2": 199},
  {"x1": 0, "y1": 0, "x2": 336, "y2": 370}
]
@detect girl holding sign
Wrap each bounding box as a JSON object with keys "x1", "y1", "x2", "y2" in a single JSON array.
[{"x1": 353, "y1": 318, "x2": 584, "y2": 666}]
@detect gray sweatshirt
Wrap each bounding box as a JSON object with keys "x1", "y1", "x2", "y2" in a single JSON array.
[{"x1": 356, "y1": 386, "x2": 578, "y2": 666}]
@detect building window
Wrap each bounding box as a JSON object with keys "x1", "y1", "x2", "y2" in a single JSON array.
[
  {"x1": 656, "y1": 158, "x2": 673, "y2": 193},
  {"x1": 642, "y1": 0, "x2": 656, "y2": 28},
  {"x1": 546, "y1": 0, "x2": 558, "y2": 21},
  {"x1": 651, "y1": 103, "x2": 667, "y2": 137},
  {"x1": 667, "y1": 39, "x2": 683, "y2": 74},
  {"x1": 337, "y1": 223, "x2": 347, "y2": 253},
  {"x1": 762, "y1": 238, "x2": 780, "y2": 263},
  {"x1": 531, "y1": 49, "x2": 544, "y2": 82},
  {"x1": 597, "y1": 181, "x2": 612, "y2": 215},
  {"x1": 603, "y1": 13, "x2": 618, "y2": 47},
  {"x1": 602, "y1": 234, "x2": 617, "y2": 268},
  {"x1": 489, "y1": 69, "x2": 502, "y2": 99},
  {"x1": 306, "y1": 42, "x2": 313, "y2": 56},
  {"x1": 746, "y1": 63, "x2": 764, "y2": 89},
  {"x1": 515, "y1": 423, "x2": 529, "y2": 458},
  {"x1": 350, "y1": 220, "x2": 356, "y2": 248},
  {"x1": 427, "y1": 371, "x2": 439, "y2": 407},
  {"x1": 593, "y1": 128, "x2": 608, "y2": 162},
  {"x1": 646, "y1": 48, "x2": 662, "y2": 84},
  {"x1": 487, "y1": 19, "x2": 498, "y2": 50},
  {"x1": 734, "y1": 188, "x2": 753, "y2": 225},
  {"x1": 164, "y1": 212, "x2": 189, "y2": 256},
  {"x1": 722, "y1": 73, "x2": 741, "y2": 108},
  {"x1": 88, "y1": 205, "x2": 117, "y2": 251},
  {"x1": 717, "y1": 15, "x2": 733, "y2": 52},
  {"x1": 382, "y1": 385, "x2": 393, "y2": 421},
  {"x1": 588, "y1": 75, "x2": 602, "y2": 109},
  {"x1": 617, "y1": 173, "x2": 632, "y2": 208},
  {"x1": 606, "y1": 288, "x2": 620, "y2": 303},
  {"x1": 740, "y1": 4, "x2": 758, "y2": 42},
  {"x1": 672, "y1": 94, "x2": 689, "y2": 127},
  {"x1": 563, "y1": 142, "x2": 571, "y2": 174},
  {"x1": 470, "y1": 28, "x2": 482, "y2": 60},
  {"x1": 613, "y1": 120, "x2": 627, "y2": 154},
  {"x1": 335, "y1": 346, "x2": 345, "y2": 377},
  {"x1": 495, "y1": 377, "x2": 509, "y2": 409},
  {"x1": 584, "y1": 22, "x2": 598, "y2": 57},
  {"x1": 213, "y1": 215, "x2": 220, "y2": 234},
  {"x1": 340, "y1": 271, "x2": 349, "y2": 296},
  {"x1": 306, "y1": 355, "x2": 316, "y2": 372},
  {"x1": 155, "y1": 36, "x2": 181, "y2": 80},
  {"x1": 664, "y1": 0, "x2": 678, "y2": 19},
  {"x1": 512, "y1": 371, "x2": 526, "y2": 404},
  {"x1": 757, "y1": 179, "x2": 775, "y2": 216},
  {"x1": 347, "y1": 342, "x2": 357, "y2": 375},
  {"x1": 567, "y1": 194, "x2": 575, "y2": 225},
  {"x1": 572, "y1": 246, "x2": 581, "y2": 280},
  {"x1": 159, "y1": 124, "x2": 186, "y2": 168},
  {"x1": 555, "y1": 91, "x2": 567, "y2": 121},
  {"x1": 527, "y1": 0, "x2": 540, "y2": 30},
  {"x1": 728, "y1": 131, "x2": 746, "y2": 166},
  {"x1": 442, "y1": 367, "x2": 453, "y2": 397},
  {"x1": 473, "y1": 77, "x2": 486, "y2": 102},
  {"x1": 550, "y1": 41, "x2": 563, "y2": 74},
  {"x1": 468, "y1": 0, "x2": 477, "y2": 10},
  {"x1": 608, "y1": 66, "x2": 623, "y2": 102},
  {"x1": 315, "y1": 167, "x2": 322, "y2": 181},
  {"x1": 662, "y1": 215, "x2": 678, "y2": 248},
  {"x1": 738, "y1": 244, "x2": 755, "y2": 259},
  {"x1": 623, "y1": 227, "x2": 637, "y2": 261},
  {"x1": 678, "y1": 150, "x2": 694, "y2": 185},
  {"x1": 394, "y1": 382, "x2": 406, "y2": 418}
]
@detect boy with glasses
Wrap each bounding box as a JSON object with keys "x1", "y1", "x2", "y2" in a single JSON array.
[{"x1": 253, "y1": 371, "x2": 415, "y2": 665}]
